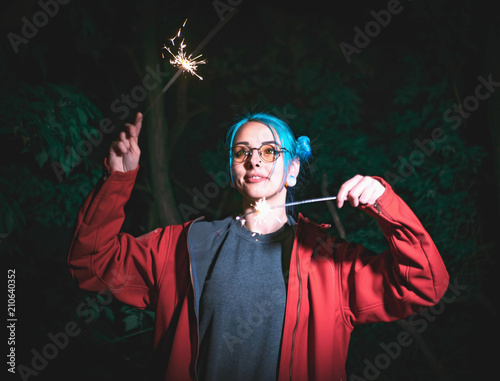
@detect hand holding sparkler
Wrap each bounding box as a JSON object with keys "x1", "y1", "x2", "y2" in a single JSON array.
[{"x1": 336, "y1": 175, "x2": 385, "y2": 209}]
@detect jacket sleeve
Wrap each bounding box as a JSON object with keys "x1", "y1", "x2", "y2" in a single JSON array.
[
  {"x1": 67, "y1": 165, "x2": 186, "y2": 309},
  {"x1": 337, "y1": 177, "x2": 449, "y2": 326}
]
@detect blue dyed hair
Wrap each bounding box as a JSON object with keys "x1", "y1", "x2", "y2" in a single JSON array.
[{"x1": 225, "y1": 112, "x2": 312, "y2": 188}]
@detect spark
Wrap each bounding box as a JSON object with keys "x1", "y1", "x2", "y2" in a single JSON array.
[
  {"x1": 235, "y1": 215, "x2": 246, "y2": 227},
  {"x1": 253, "y1": 198, "x2": 272, "y2": 225},
  {"x1": 162, "y1": 19, "x2": 206, "y2": 80}
]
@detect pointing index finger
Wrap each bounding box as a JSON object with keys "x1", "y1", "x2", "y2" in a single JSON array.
[
  {"x1": 133, "y1": 112, "x2": 143, "y2": 138},
  {"x1": 126, "y1": 112, "x2": 143, "y2": 140}
]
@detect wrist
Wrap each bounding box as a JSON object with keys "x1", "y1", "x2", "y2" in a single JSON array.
[{"x1": 103, "y1": 158, "x2": 139, "y2": 180}]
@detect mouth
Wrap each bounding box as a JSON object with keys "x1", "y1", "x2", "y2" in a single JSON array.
[{"x1": 244, "y1": 175, "x2": 268, "y2": 183}]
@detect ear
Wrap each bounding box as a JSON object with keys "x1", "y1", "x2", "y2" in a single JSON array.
[{"x1": 289, "y1": 158, "x2": 300, "y2": 177}]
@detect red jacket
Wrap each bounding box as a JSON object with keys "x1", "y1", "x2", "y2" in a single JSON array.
[{"x1": 68, "y1": 168, "x2": 449, "y2": 381}]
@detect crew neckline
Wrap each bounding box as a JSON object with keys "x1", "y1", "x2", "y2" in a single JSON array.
[{"x1": 231, "y1": 215, "x2": 296, "y2": 243}]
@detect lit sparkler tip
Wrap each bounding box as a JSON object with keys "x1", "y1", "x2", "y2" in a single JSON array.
[
  {"x1": 162, "y1": 18, "x2": 206, "y2": 80},
  {"x1": 253, "y1": 197, "x2": 270, "y2": 213},
  {"x1": 252, "y1": 198, "x2": 273, "y2": 225}
]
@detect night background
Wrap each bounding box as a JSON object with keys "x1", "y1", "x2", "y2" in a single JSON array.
[{"x1": 1, "y1": 0, "x2": 499, "y2": 380}]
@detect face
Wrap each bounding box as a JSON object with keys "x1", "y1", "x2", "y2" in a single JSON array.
[{"x1": 231, "y1": 121, "x2": 290, "y2": 204}]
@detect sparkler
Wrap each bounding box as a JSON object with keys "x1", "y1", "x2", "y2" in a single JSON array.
[
  {"x1": 161, "y1": 19, "x2": 206, "y2": 80},
  {"x1": 236, "y1": 196, "x2": 339, "y2": 226},
  {"x1": 143, "y1": 10, "x2": 238, "y2": 116}
]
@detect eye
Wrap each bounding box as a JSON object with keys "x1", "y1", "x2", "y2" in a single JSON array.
[
  {"x1": 233, "y1": 146, "x2": 249, "y2": 158},
  {"x1": 263, "y1": 146, "x2": 276, "y2": 155},
  {"x1": 262, "y1": 145, "x2": 278, "y2": 157}
]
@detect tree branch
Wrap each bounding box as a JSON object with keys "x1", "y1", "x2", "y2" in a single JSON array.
[{"x1": 321, "y1": 173, "x2": 346, "y2": 239}]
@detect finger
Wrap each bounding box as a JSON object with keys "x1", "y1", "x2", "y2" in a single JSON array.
[
  {"x1": 348, "y1": 192, "x2": 359, "y2": 208},
  {"x1": 336, "y1": 195, "x2": 348, "y2": 207},
  {"x1": 123, "y1": 138, "x2": 131, "y2": 152},
  {"x1": 125, "y1": 128, "x2": 140, "y2": 155},
  {"x1": 127, "y1": 112, "x2": 143, "y2": 141},
  {"x1": 337, "y1": 176, "x2": 357, "y2": 208},
  {"x1": 366, "y1": 184, "x2": 385, "y2": 205},
  {"x1": 118, "y1": 131, "x2": 131, "y2": 150},
  {"x1": 124, "y1": 123, "x2": 135, "y2": 139},
  {"x1": 109, "y1": 140, "x2": 120, "y2": 155},
  {"x1": 134, "y1": 112, "x2": 143, "y2": 133},
  {"x1": 366, "y1": 192, "x2": 381, "y2": 206},
  {"x1": 337, "y1": 175, "x2": 363, "y2": 208},
  {"x1": 348, "y1": 177, "x2": 373, "y2": 207},
  {"x1": 115, "y1": 140, "x2": 129, "y2": 155},
  {"x1": 359, "y1": 186, "x2": 376, "y2": 205}
]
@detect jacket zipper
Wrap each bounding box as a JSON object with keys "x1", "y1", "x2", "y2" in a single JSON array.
[
  {"x1": 373, "y1": 201, "x2": 396, "y2": 222},
  {"x1": 187, "y1": 218, "x2": 203, "y2": 381},
  {"x1": 289, "y1": 238, "x2": 302, "y2": 380}
]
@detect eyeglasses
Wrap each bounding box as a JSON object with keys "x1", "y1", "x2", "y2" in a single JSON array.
[{"x1": 230, "y1": 144, "x2": 288, "y2": 163}]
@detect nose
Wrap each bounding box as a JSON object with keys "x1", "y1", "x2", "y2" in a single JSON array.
[{"x1": 246, "y1": 148, "x2": 261, "y2": 167}]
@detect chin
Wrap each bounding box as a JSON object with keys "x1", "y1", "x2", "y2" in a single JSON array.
[
  {"x1": 240, "y1": 184, "x2": 283, "y2": 202},
  {"x1": 243, "y1": 190, "x2": 267, "y2": 201}
]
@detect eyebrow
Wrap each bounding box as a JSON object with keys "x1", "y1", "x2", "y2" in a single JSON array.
[{"x1": 233, "y1": 140, "x2": 277, "y2": 146}]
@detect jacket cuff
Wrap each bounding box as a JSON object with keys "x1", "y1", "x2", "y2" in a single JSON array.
[
  {"x1": 359, "y1": 176, "x2": 396, "y2": 217},
  {"x1": 371, "y1": 176, "x2": 395, "y2": 208}
]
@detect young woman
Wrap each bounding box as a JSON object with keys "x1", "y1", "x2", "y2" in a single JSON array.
[{"x1": 68, "y1": 111, "x2": 449, "y2": 381}]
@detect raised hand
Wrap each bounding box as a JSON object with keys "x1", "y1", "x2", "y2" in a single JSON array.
[
  {"x1": 108, "y1": 112, "x2": 143, "y2": 173},
  {"x1": 337, "y1": 175, "x2": 385, "y2": 209}
]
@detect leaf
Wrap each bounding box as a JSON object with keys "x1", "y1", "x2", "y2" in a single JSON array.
[
  {"x1": 76, "y1": 107, "x2": 88, "y2": 125},
  {"x1": 101, "y1": 305, "x2": 115, "y2": 323},
  {"x1": 123, "y1": 314, "x2": 140, "y2": 332},
  {"x1": 35, "y1": 150, "x2": 49, "y2": 167}
]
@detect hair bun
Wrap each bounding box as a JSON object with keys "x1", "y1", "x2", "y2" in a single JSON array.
[{"x1": 297, "y1": 136, "x2": 312, "y2": 161}]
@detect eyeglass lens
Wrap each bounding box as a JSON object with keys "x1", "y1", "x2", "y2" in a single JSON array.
[{"x1": 232, "y1": 144, "x2": 279, "y2": 163}]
